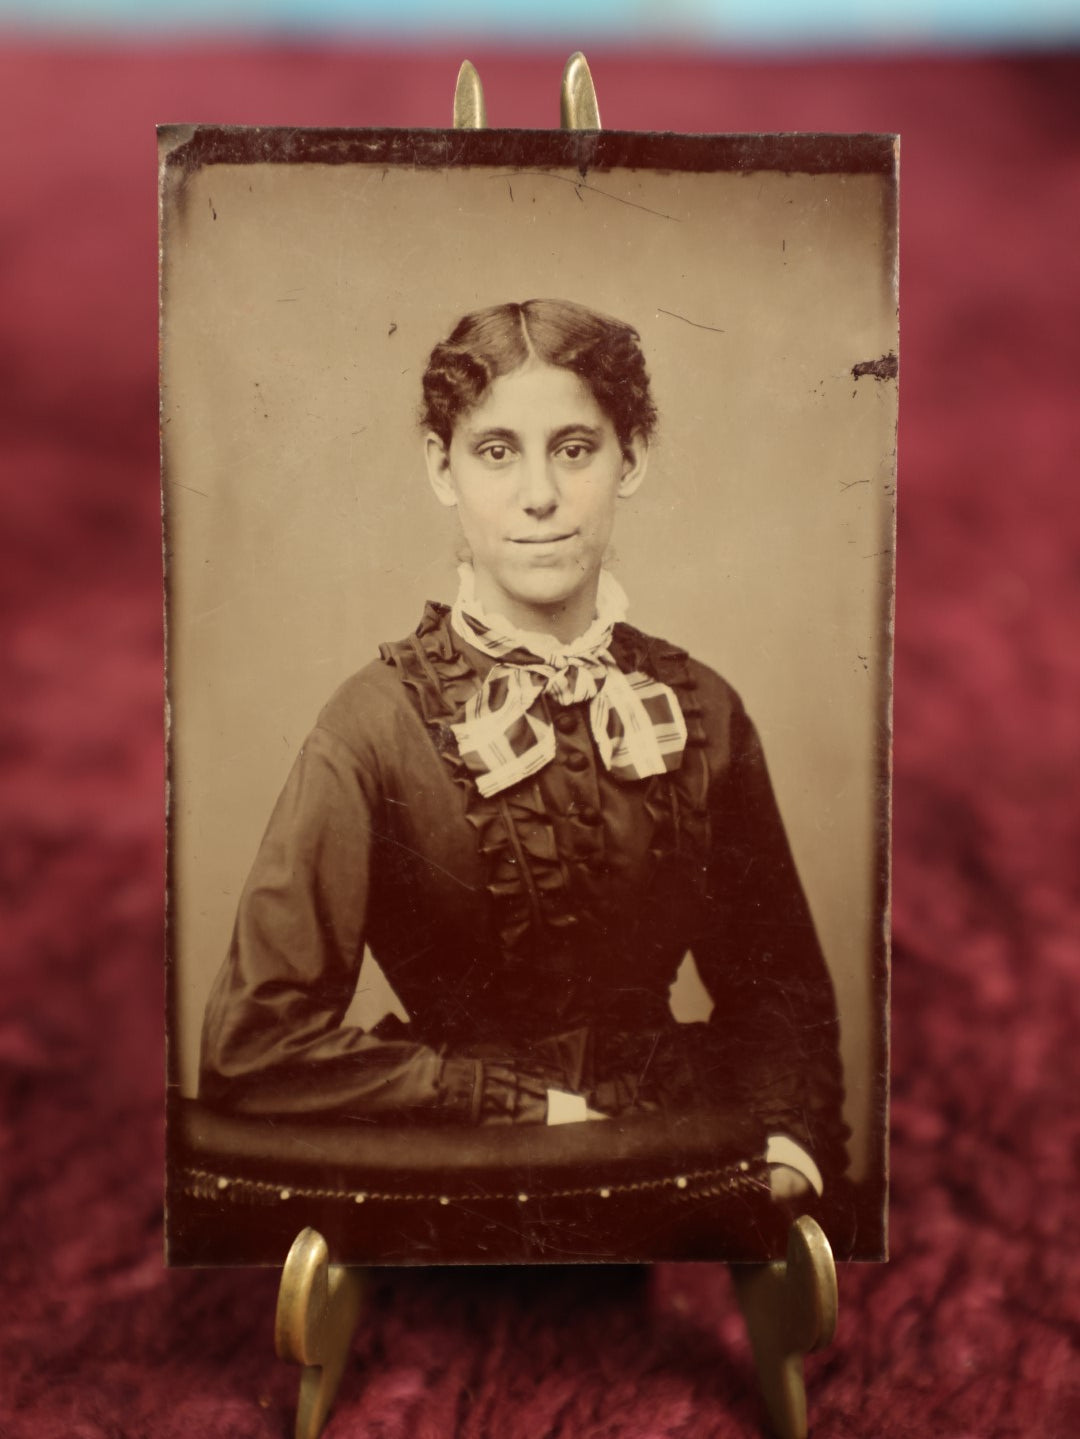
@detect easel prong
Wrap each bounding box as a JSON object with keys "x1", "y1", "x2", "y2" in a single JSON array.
[
  {"x1": 453, "y1": 60, "x2": 487, "y2": 128},
  {"x1": 560, "y1": 52, "x2": 601, "y2": 130},
  {"x1": 276, "y1": 1228, "x2": 366, "y2": 1439},
  {"x1": 730, "y1": 1216, "x2": 837, "y2": 1439}
]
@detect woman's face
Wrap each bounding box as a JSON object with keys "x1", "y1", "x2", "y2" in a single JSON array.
[{"x1": 425, "y1": 362, "x2": 647, "y2": 641}]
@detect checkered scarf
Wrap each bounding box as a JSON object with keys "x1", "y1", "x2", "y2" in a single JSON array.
[{"x1": 449, "y1": 567, "x2": 688, "y2": 798}]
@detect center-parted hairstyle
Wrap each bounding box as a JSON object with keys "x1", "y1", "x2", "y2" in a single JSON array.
[{"x1": 421, "y1": 300, "x2": 658, "y2": 457}]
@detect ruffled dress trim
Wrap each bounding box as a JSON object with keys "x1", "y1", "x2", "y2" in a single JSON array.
[
  {"x1": 609, "y1": 621, "x2": 712, "y2": 902},
  {"x1": 380, "y1": 604, "x2": 712, "y2": 961}
]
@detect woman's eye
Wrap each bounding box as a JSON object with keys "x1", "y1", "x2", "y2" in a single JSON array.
[
  {"x1": 559, "y1": 442, "x2": 591, "y2": 461},
  {"x1": 481, "y1": 444, "x2": 511, "y2": 462}
]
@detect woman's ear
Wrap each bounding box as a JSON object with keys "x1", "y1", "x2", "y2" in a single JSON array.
[
  {"x1": 425, "y1": 433, "x2": 457, "y2": 508},
  {"x1": 617, "y1": 431, "x2": 649, "y2": 498}
]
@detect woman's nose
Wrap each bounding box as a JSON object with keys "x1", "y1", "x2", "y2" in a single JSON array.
[{"x1": 519, "y1": 457, "x2": 559, "y2": 517}]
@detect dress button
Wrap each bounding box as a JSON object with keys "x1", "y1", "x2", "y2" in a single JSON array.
[
  {"x1": 565, "y1": 750, "x2": 589, "y2": 772},
  {"x1": 577, "y1": 805, "x2": 601, "y2": 826},
  {"x1": 554, "y1": 710, "x2": 578, "y2": 733}
]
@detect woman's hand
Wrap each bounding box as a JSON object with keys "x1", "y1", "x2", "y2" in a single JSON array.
[
  {"x1": 768, "y1": 1164, "x2": 812, "y2": 1201},
  {"x1": 545, "y1": 1090, "x2": 608, "y2": 1125},
  {"x1": 765, "y1": 1135, "x2": 822, "y2": 1201}
]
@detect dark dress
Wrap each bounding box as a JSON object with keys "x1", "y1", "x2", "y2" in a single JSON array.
[{"x1": 199, "y1": 603, "x2": 849, "y2": 1185}]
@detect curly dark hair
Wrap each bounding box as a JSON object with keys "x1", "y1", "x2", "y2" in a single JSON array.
[{"x1": 420, "y1": 299, "x2": 657, "y2": 458}]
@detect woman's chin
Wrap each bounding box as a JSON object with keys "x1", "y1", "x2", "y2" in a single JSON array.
[{"x1": 504, "y1": 572, "x2": 591, "y2": 614}]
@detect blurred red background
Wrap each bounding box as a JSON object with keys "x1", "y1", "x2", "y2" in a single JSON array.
[{"x1": 2, "y1": 45, "x2": 1078, "y2": 1437}]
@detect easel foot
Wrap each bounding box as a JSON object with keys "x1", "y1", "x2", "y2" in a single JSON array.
[
  {"x1": 275, "y1": 1228, "x2": 366, "y2": 1439},
  {"x1": 731, "y1": 1216, "x2": 838, "y2": 1439}
]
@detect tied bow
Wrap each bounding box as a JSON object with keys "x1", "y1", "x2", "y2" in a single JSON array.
[{"x1": 449, "y1": 568, "x2": 688, "y2": 799}]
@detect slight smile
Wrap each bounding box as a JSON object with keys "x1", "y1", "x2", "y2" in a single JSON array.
[{"x1": 511, "y1": 532, "x2": 578, "y2": 544}]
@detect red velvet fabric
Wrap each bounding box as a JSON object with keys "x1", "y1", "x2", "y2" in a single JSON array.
[{"x1": 2, "y1": 44, "x2": 1078, "y2": 1436}]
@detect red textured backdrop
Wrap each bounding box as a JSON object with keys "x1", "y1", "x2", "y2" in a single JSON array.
[{"x1": 2, "y1": 44, "x2": 1078, "y2": 1437}]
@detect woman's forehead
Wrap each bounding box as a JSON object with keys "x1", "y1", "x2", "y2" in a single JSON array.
[{"x1": 459, "y1": 362, "x2": 608, "y2": 434}]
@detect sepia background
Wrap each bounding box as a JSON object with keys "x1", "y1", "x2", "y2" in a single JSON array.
[{"x1": 162, "y1": 149, "x2": 896, "y2": 1183}]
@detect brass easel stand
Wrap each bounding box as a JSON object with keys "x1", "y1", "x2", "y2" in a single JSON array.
[
  {"x1": 275, "y1": 1229, "x2": 365, "y2": 1439},
  {"x1": 277, "y1": 1214, "x2": 837, "y2": 1439},
  {"x1": 731, "y1": 1215, "x2": 839, "y2": 1437},
  {"x1": 274, "y1": 54, "x2": 839, "y2": 1439}
]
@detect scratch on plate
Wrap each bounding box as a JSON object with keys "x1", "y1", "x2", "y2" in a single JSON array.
[
  {"x1": 657, "y1": 308, "x2": 725, "y2": 334},
  {"x1": 371, "y1": 828, "x2": 478, "y2": 892},
  {"x1": 493, "y1": 171, "x2": 679, "y2": 222}
]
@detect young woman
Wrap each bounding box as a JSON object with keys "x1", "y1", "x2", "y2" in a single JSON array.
[{"x1": 198, "y1": 299, "x2": 849, "y2": 1202}]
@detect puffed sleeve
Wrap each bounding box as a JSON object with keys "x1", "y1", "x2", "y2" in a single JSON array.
[
  {"x1": 692, "y1": 693, "x2": 850, "y2": 1183},
  {"x1": 197, "y1": 722, "x2": 481, "y2": 1122}
]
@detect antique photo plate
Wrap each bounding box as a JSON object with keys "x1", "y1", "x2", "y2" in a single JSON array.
[{"x1": 161, "y1": 126, "x2": 896, "y2": 1267}]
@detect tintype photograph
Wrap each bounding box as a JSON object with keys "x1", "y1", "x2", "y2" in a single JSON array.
[{"x1": 161, "y1": 127, "x2": 897, "y2": 1267}]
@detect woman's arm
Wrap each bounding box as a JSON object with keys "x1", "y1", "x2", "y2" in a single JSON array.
[
  {"x1": 198, "y1": 723, "x2": 481, "y2": 1121},
  {"x1": 691, "y1": 692, "x2": 850, "y2": 1184}
]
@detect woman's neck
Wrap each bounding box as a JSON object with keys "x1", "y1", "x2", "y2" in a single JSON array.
[{"x1": 471, "y1": 577, "x2": 601, "y2": 646}]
